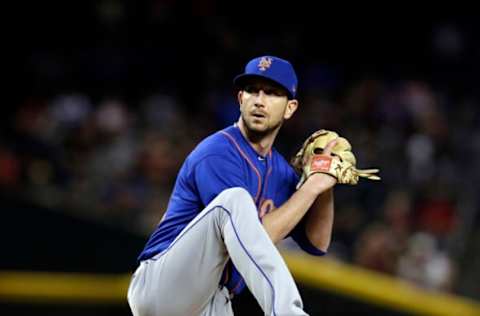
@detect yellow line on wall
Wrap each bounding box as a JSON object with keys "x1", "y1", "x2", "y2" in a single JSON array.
[
  {"x1": 1, "y1": 251, "x2": 480, "y2": 316},
  {"x1": 0, "y1": 271, "x2": 130, "y2": 304},
  {"x1": 282, "y1": 251, "x2": 480, "y2": 316}
]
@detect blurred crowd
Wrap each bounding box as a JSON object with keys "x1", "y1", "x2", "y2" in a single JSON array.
[{"x1": 6, "y1": 2, "x2": 480, "y2": 300}]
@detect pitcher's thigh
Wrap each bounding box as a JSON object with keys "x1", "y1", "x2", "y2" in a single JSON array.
[{"x1": 141, "y1": 207, "x2": 231, "y2": 315}]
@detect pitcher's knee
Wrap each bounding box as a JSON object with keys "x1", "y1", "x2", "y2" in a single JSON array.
[
  {"x1": 217, "y1": 187, "x2": 256, "y2": 214},
  {"x1": 218, "y1": 187, "x2": 251, "y2": 202}
]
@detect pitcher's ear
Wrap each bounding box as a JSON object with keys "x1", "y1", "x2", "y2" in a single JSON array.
[{"x1": 284, "y1": 100, "x2": 298, "y2": 119}]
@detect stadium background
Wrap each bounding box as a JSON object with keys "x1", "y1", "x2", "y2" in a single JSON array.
[{"x1": 3, "y1": 3, "x2": 480, "y2": 315}]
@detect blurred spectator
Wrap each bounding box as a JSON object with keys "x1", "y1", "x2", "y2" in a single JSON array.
[
  {"x1": 415, "y1": 183, "x2": 458, "y2": 240},
  {"x1": 0, "y1": 145, "x2": 21, "y2": 189},
  {"x1": 397, "y1": 232, "x2": 456, "y2": 292},
  {"x1": 353, "y1": 222, "x2": 399, "y2": 275},
  {"x1": 383, "y1": 189, "x2": 412, "y2": 250}
]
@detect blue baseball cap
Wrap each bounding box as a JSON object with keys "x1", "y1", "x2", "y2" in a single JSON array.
[{"x1": 233, "y1": 56, "x2": 298, "y2": 99}]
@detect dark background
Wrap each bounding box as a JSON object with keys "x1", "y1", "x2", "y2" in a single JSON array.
[{"x1": 3, "y1": 3, "x2": 480, "y2": 315}]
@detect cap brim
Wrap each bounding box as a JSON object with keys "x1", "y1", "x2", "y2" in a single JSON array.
[{"x1": 233, "y1": 74, "x2": 293, "y2": 99}]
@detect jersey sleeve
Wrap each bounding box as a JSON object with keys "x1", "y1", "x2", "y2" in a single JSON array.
[
  {"x1": 289, "y1": 218, "x2": 326, "y2": 256},
  {"x1": 193, "y1": 154, "x2": 249, "y2": 206}
]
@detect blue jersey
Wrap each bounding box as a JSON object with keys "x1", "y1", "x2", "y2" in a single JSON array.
[{"x1": 138, "y1": 124, "x2": 324, "y2": 292}]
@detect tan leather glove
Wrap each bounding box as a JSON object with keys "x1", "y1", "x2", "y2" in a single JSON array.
[{"x1": 291, "y1": 130, "x2": 380, "y2": 188}]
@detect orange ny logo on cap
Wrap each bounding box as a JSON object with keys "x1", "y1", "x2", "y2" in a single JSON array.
[{"x1": 258, "y1": 57, "x2": 273, "y2": 71}]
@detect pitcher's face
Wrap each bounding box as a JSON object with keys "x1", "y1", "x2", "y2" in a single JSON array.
[{"x1": 238, "y1": 79, "x2": 296, "y2": 134}]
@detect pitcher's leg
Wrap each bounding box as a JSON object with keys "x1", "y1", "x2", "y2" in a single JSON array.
[
  {"x1": 128, "y1": 263, "x2": 150, "y2": 316},
  {"x1": 127, "y1": 202, "x2": 232, "y2": 315},
  {"x1": 217, "y1": 188, "x2": 307, "y2": 316},
  {"x1": 128, "y1": 187, "x2": 307, "y2": 316}
]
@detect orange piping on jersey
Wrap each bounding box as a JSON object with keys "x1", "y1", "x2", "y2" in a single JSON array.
[
  {"x1": 258, "y1": 157, "x2": 273, "y2": 219},
  {"x1": 262, "y1": 166, "x2": 273, "y2": 206},
  {"x1": 260, "y1": 150, "x2": 273, "y2": 208},
  {"x1": 220, "y1": 131, "x2": 262, "y2": 203},
  {"x1": 263, "y1": 150, "x2": 273, "y2": 196}
]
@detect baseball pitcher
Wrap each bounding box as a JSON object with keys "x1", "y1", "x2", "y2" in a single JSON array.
[{"x1": 127, "y1": 56, "x2": 380, "y2": 316}]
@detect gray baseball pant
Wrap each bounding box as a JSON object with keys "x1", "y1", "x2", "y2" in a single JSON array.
[{"x1": 127, "y1": 187, "x2": 308, "y2": 316}]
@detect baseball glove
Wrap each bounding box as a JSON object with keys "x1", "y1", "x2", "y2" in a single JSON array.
[{"x1": 291, "y1": 130, "x2": 380, "y2": 188}]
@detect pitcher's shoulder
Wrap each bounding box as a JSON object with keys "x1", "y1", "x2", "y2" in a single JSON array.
[{"x1": 188, "y1": 128, "x2": 238, "y2": 161}]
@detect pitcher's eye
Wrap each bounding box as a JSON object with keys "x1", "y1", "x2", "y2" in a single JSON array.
[
  {"x1": 264, "y1": 89, "x2": 274, "y2": 95},
  {"x1": 264, "y1": 88, "x2": 286, "y2": 97},
  {"x1": 244, "y1": 85, "x2": 259, "y2": 94}
]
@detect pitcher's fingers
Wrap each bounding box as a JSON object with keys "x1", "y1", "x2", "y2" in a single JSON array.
[
  {"x1": 322, "y1": 138, "x2": 338, "y2": 155},
  {"x1": 355, "y1": 168, "x2": 380, "y2": 180},
  {"x1": 356, "y1": 168, "x2": 380, "y2": 174},
  {"x1": 358, "y1": 173, "x2": 381, "y2": 180}
]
